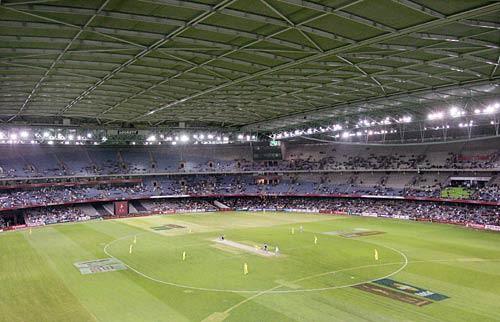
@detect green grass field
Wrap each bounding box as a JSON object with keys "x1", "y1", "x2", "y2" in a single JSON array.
[{"x1": 1, "y1": 212, "x2": 500, "y2": 322}]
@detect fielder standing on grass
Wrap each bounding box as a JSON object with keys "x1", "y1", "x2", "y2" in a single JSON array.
[{"x1": 243, "y1": 263, "x2": 248, "y2": 275}]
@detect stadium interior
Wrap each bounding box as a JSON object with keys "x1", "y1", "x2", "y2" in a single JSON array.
[{"x1": 0, "y1": 0, "x2": 499, "y2": 321}]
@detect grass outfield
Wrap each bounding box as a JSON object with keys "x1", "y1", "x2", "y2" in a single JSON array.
[{"x1": 1, "y1": 212, "x2": 500, "y2": 322}]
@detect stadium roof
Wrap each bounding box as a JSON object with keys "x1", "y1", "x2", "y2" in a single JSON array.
[{"x1": 0, "y1": 0, "x2": 499, "y2": 132}]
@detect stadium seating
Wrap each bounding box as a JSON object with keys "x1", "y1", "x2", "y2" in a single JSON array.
[{"x1": 0, "y1": 138, "x2": 498, "y2": 229}]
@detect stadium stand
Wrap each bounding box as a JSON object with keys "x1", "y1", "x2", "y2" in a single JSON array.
[{"x1": 0, "y1": 138, "x2": 498, "y2": 230}]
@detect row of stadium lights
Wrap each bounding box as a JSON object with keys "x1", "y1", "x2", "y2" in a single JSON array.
[
  {"x1": 1, "y1": 104, "x2": 497, "y2": 144},
  {"x1": 273, "y1": 116, "x2": 410, "y2": 139},
  {"x1": 0, "y1": 130, "x2": 257, "y2": 145},
  {"x1": 273, "y1": 103, "x2": 499, "y2": 140},
  {"x1": 427, "y1": 103, "x2": 499, "y2": 120},
  {"x1": 0, "y1": 130, "x2": 96, "y2": 145},
  {"x1": 142, "y1": 133, "x2": 257, "y2": 145}
]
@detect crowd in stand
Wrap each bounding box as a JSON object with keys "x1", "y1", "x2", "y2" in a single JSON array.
[
  {"x1": 0, "y1": 174, "x2": 499, "y2": 210},
  {"x1": 146, "y1": 198, "x2": 217, "y2": 213},
  {"x1": 445, "y1": 151, "x2": 500, "y2": 169},
  {"x1": 0, "y1": 184, "x2": 152, "y2": 209},
  {"x1": 24, "y1": 206, "x2": 91, "y2": 226},
  {"x1": 219, "y1": 197, "x2": 500, "y2": 226},
  {"x1": 1, "y1": 145, "x2": 499, "y2": 180},
  {"x1": 472, "y1": 185, "x2": 500, "y2": 202},
  {"x1": 1, "y1": 142, "x2": 498, "y2": 229},
  {"x1": 0, "y1": 195, "x2": 498, "y2": 229},
  {"x1": 0, "y1": 187, "x2": 88, "y2": 208}
]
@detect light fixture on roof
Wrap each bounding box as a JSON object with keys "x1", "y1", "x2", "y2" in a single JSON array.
[
  {"x1": 398, "y1": 116, "x2": 412, "y2": 123},
  {"x1": 484, "y1": 103, "x2": 499, "y2": 114},
  {"x1": 428, "y1": 112, "x2": 444, "y2": 120},
  {"x1": 449, "y1": 106, "x2": 465, "y2": 118}
]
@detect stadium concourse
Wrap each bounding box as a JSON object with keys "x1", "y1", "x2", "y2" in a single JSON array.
[{"x1": 0, "y1": 137, "x2": 499, "y2": 231}]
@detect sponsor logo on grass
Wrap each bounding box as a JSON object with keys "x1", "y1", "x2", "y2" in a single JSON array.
[
  {"x1": 373, "y1": 278, "x2": 449, "y2": 301},
  {"x1": 353, "y1": 283, "x2": 432, "y2": 307},
  {"x1": 151, "y1": 224, "x2": 185, "y2": 231},
  {"x1": 339, "y1": 231, "x2": 385, "y2": 238},
  {"x1": 74, "y1": 258, "x2": 127, "y2": 275}
]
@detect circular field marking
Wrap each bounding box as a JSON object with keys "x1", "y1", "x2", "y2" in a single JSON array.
[{"x1": 103, "y1": 233, "x2": 409, "y2": 294}]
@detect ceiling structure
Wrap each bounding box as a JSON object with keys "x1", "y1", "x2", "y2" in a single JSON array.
[{"x1": 0, "y1": 0, "x2": 499, "y2": 132}]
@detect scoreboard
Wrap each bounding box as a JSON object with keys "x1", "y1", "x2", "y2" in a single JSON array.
[{"x1": 252, "y1": 142, "x2": 282, "y2": 161}]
